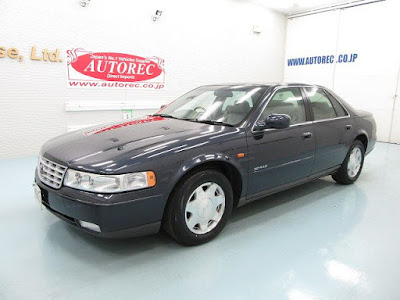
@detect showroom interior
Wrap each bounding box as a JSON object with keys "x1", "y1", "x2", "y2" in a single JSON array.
[{"x1": 1, "y1": 0, "x2": 400, "y2": 298}]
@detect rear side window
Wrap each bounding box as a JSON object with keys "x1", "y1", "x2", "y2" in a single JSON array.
[
  {"x1": 325, "y1": 91, "x2": 348, "y2": 117},
  {"x1": 260, "y1": 87, "x2": 306, "y2": 125},
  {"x1": 305, "y1": 87, "x2": 337, "y2": 121}
]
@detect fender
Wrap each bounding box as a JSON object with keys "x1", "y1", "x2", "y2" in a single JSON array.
[
  {"x1": 167, "y1": 152, "x2": 247, "y2": 199},
  {"x1": 353, "y1": 128, "x2": 369, "y2": 141},
  {"x1": 353, "y1": 114, "x2": 374, "y2": 142},
  {"x1": 352, "y1": 128, "x2": 369, "y2": 149},
  {"x1": 352, "y1": 127, "x2": 375, "y2": 154}
]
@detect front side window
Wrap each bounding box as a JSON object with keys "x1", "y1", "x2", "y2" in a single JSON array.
[
  {"x1": 158, "y1": 86, "x2": 268, "y2": 125},
  {"x1": 260, "y1": 87, "x2": 306, "y2": 125},
  {"x1": 305, "y1": 87, "x2": 337, "y2": 121}
]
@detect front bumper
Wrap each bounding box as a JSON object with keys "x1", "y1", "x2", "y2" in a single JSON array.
[{"x1": 35, "y1": 172, "x2": 166, "y2": 238}]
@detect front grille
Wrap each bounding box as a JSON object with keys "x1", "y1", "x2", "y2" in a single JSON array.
[{"x1": 38, "y1": 156, "x2": 67, "y2": 189}]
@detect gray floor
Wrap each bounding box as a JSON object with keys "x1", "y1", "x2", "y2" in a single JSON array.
[{"x1": 1, "y1": 142, "x2": 400, "y2": 299}]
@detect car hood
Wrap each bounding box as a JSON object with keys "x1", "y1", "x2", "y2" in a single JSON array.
[{"x1": 41, "y1": 116, "x2": 234, "y2": 173}]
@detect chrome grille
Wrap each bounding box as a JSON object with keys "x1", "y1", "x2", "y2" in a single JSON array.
[{"x1": 38, "y1": 156, "x2": 67, "y2": 189}]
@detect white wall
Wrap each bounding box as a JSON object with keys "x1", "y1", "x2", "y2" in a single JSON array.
[
  {"x1": 0, "y1": 0, "x2": 287, "y2": 158},
  {"x1": 284, "y1": 0, "x2": 400, "y2": 143}
]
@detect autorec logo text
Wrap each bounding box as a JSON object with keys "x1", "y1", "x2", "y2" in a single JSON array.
[{"x1": 68, "y1": 81, "x2": 165, "y2": 89}]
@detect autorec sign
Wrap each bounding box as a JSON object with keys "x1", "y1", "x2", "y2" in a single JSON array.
[
  {"x1": 66, "y1": 48, "x2": 165, "y2": 90},
  {"x1": 0, "y1": 45, "x2": 166, "y2": 90}
]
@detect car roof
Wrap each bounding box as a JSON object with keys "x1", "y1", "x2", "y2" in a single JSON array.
[{"x1": 201, "y1": 83, "x2": 318, "y2": 89}]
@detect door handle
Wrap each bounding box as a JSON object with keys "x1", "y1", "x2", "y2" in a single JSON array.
[
  {"x1": 301, "y1": 132, "x2": 312, "y2": 139},
  {"x1": 345, "y1": 124, "x2": 352, "y2": 130}
]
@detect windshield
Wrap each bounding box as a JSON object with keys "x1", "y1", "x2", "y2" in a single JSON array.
[{"x1": 155, "y1": 85, "x2": 268, "y2": 126}]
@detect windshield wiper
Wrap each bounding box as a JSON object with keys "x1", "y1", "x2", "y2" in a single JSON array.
[
  {"x1": 191, "y1": 119, "x2": 234, "y2": 127},
  {"x1": 152, "y1": 113, "x2": 179, "y2": 119},
  {"x1": 153, "y1": 114, "x2": 233, "y2": 126},
  {"x1": 152, "y1": 114, "x2": 192, "y2": 121}
]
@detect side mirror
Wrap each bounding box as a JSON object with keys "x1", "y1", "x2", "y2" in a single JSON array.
[
  {"x1": 266, "y1": 114, "x2": 291, "y2": 129},
  {"x1": 254, "y1": 114, "x2": 291, "y2": 131},
  {"x1": 253, "y1": 120, "x2": 267, "y2": 131},
  {"x1": 160, "y1": 104, "x2": 167, "y2": 109}
]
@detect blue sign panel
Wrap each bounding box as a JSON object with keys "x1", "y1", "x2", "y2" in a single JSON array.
[{"x1": 288, "y1": 53, "x2": 358, "y2": 66}]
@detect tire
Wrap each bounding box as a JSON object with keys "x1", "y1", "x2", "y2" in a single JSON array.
[
  {"x1": 332, "y1": 140, "x2": 365, "y2": 185},
  {"x1": 163, "y1": 169, "x2": 233, "y2": 246}
]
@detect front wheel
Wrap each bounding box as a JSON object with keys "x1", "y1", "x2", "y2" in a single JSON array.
[
  {"x1": 332, "y1": 140, "x2": 365, "y2": 185},
  {"x1": 163, "y1": 169, "x2": 233, "y2": 246}
]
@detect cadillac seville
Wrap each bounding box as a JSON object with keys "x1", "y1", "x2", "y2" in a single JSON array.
[{"x1": 34, "y1": 83, "x2": 376, "y2": 245}]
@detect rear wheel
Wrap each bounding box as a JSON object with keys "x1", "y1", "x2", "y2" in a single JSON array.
[
  {"x1": 332, "y1": 140, "x2": 365, "y2": 185},
  {"x1": 163, "y1": 169, "x2": 233, "y2": 246}
]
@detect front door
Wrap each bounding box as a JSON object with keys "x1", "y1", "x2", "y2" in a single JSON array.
[{"x1": 246, "y1": 87, "x2": 316, "y2": 198}]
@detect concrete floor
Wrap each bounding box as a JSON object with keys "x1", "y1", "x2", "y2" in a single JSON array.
[{"x1": 1, "y1": 142, "x2": 400, "y2": 299}]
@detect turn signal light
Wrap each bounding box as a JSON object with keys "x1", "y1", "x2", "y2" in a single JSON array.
[{"x1": 146, "y1": 171, "x2": 157, "y2": 187}]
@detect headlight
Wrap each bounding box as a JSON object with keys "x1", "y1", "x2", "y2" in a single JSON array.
[{"x1": 63, "y1": 169, "x2": 156, "y2": 193}]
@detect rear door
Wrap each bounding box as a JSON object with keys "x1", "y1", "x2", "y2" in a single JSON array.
[
  {"x1": 303, "y1": 86, "x2": 354, "y2": 174},
  {"x1": 246, "y1": 87, "x2": 316, "y2": 197}
]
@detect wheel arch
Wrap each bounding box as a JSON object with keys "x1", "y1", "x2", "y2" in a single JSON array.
[
  {"x1": 166, "y1": 154, "x2": 245, "y2": 210},
  {"x1": 354, "y1": 132, "x2": 369, "y2": 151}
]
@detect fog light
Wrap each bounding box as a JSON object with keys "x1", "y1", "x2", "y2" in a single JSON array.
[{"x1": 79, "y1": 220, "x2": 101, "y2": 232}]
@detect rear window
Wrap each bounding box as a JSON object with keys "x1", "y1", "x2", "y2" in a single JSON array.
[{"x1": 325, "y1": 90, "x2": 348, "y2": 117}]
